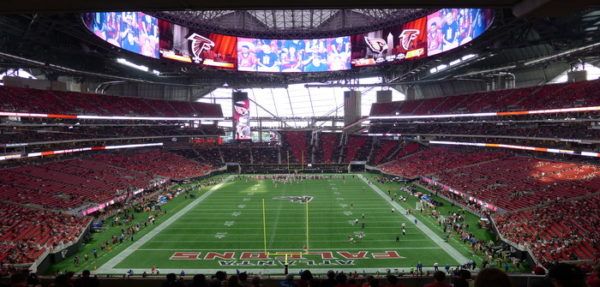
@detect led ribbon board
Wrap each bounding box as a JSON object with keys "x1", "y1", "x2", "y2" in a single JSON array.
[
  {"x1": 428, "y1": 140, "x2": 599, "y2": 158},
  {"x1": 0, "y1": 111, "x2": 224, "y2": 121},
  {"x1": 0, "y1": 143, "x2": 164, "y2": 161}
]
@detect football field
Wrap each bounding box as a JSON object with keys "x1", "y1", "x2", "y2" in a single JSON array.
[{"x1": 97, "y1": 174, "x2": 467, "y2": 274}]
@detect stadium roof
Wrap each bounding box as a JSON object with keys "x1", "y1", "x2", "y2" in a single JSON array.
[
  {"x1": 0, "y1": 0, "x2": 596, "y2": 18},
  {"x1": 153, "y1": 9, "x2": 431, "y2": 37}
]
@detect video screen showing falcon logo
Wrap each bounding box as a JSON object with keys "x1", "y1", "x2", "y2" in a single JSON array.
[
  {"x1": 187, "y1": 33, "x2": 215, "y2": 63},
  {"x1": 399, "y1": 29, "x2": 421, "y2": 50},
  {"x1": 272, "y1": 196, "x2": 314, "y2": 204},
  {"x1": 351, "y1": 16, "x2": 427, "y2": 66},
  {"x1": 158, "y1": 20, "x2": 237, "y2": 69}
]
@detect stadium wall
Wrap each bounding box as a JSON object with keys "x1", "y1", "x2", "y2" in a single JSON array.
[{"x1": 34, "y1": 220, "x2": 93, "y2": 274}]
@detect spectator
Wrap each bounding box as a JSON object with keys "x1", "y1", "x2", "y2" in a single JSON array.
[
  {"x1": 587, "y1": 265, "x2": 600, "y2": 287},
  {"x1": 239, "y1": 272, "x2": 250, "y2": 287},
  {"x1": 298, "y1": 270, "x2": 315, "y2": 287},
  {"x1": 229, "y1": 275, "x2": 241, "y2": 287},
  {"x1": 474, "y1": 268, "x2": 513, "y2": 287},
  {"x1": 424, "y1": 271, "x2": 451, "y2": 287},
  {"x1": 547, "y1": 263, "x2": 585, "y2": 287},
  {"x1": 386, "y1": 275, "x2": 405, "y2": 287},
  {"x1": 53, "y1": 274, "x2": 72, "y2": 287},
  {"x1": 280, "y1": 275, "x2": 296, "y2": 287},
  {"x1": 10, "y1": 273, "x2": 27, "y2": 287},
  {"x1": 163, "y1": 273, "x2": 184, "y2": 287},
  {"x1": 335, "y1": 272, "x2": 348, "y2": 287},
  {"x1": 363, "y1": 276, "x2": 378, "y2": 287},
  {"x1": 530, "y1": 266, "x2": 552, "y2": 287},
  {"x1": 189, "y1": 274, "x2": 208, "y2": 287},
  {"x1": 451, "y1": 270, "x2": 471, "y2": 287},
  {"x1": 251, "y1": 276, "x2": 262, "y2": 287},
  {"x1": 74, "y1": 270, "x2": 99, "y2": 287},
  {"x1": 322, "y1": 271, "x2": 336, "y2": 287}
]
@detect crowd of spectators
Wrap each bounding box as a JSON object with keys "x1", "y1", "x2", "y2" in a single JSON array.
[
  {"x1": 92, "y1": 150, "x2": 213, "y2": 180},
  {"x1": 316, "y1": 133, "x2": 341, "y2": 164},
  {"x1": 433, "y1": 156, "x2": 600, "y2": 211},
  {"x1": 370, "y1": 79, "x2": 600, "y2": 116},
  {"x1": 371, "y1": 122, "x2": 600, "y2": 141},
  {"x1": 0, "y1": 158, "x2": 155, "y2": 209},
  {"x1": 0, "y1": 125, "x2": 216, "y2": 145},
  {"x1": 343, "y1": 136, "x2": 372, "y2": 163},
  {"x1": 0, "y1": 150, "x2": 214, "y2": 209},
  {"x1": 494, "y1": 193, "x2": 600, "y2": 264},
  {"x1": 378, "y1": 145, "x2": 600, "y2": 264},
  {"x1": 369, "y1": 140, "x2": 399, "y2": 165},
  {"x1": 280, "y1": 131, "x2": 311, "y2": 164},
  {"x1": 379, "y1": 147, "x2": 506, "y2": 178},
  {"x1": 0, "y1": 86, "x2": 222, "y2": 118},
  {"x1": 0, "y1": 202, "x2": 91, "y2": 266},
  {"x1": 2, "y1": 263, "x2": 595, "y2": 287}
]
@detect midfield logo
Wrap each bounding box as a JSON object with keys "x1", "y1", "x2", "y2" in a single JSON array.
[{"x1": 272, "y1": 196, "x2": 314, "y2": 204}]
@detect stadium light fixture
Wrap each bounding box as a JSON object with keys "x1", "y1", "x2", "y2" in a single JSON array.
[
  {"x1": 524, "y1": 41, "x2": 600, "y2": 66},
  {"x1": 461, "y1": 54, "x2": 478, "y2": 61},
  {"x1": 454, "y1": 65, "x2": 516, "y2": 77},
  {"x1": 116, "y1": 58, "x2": 149, "y2": 72}
]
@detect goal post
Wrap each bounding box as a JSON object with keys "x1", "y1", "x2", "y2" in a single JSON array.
[{"x1": 261, "y1": 198, "x2": 311, "y2": 257}]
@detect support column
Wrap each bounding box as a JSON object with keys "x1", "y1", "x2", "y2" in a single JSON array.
[
  {"x1": 376, "y1": 90, "x2": 392, "y2": 103},
  {"x1": 406, "y1": 85, "x2": 416, "y2": 101},
  {"x1": 343, "y1": 90, "x2": 361, "y2": 127}
]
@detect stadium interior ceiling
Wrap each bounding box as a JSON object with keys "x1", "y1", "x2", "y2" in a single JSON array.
[{"x1": 0, "y1": 1, "x2": 598, "y2": 104}]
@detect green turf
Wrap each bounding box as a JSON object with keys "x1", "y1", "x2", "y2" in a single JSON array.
[
  {"x1": 45, "y1": 176, "x2": 227, "y2": 274},
  {"x1": 364, "y1": 174, "x2": 528, "y2": 272},
  {"x1": 50, "y1": 173, "x2": 517, "y2": 274},
  {"x1": 109, "y1": 174, "x2": 461, "y2": 271}
]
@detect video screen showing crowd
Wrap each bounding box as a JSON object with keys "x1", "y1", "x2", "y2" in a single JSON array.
[
  {"x1": 427, "y1": 8, "x2": 492, "y2": 56},
  {"x1": 83, "y1": 9, "x2": 493, "y2": 72},
  {"x1": 351, "y1": 8, "x2": 493, "y2": 66},
  {"x1": 237, "y1": 37, "x2": 351, "y2": 72},
  {"x1": 83, "y1": 12, "x2": 160, "y2": 59}
]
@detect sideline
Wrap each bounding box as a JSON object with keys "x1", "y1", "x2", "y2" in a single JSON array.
[
  {"x1": 96, "y1": 175, "x2": 234, "y2": 273},
  {"x1": 357, "y1": 174, "x2": 469, "y2": 265}
]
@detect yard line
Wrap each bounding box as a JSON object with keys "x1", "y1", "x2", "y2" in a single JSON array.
[
  {"x1": 96, "y1": 175, "x2": 234, "y2": 274},
  {"x1": 357, "y1": 174, "x2": 469, "y2": 265},
  {"x1": 267, "y1": 192, "x2": 284, "y2": 249}
]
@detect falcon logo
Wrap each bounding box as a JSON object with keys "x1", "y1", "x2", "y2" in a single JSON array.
[
  {"x1": 187, "y1": 33, "x2": 215, "y2": 64},
  {"x1": 273, "y1": 196, "x2": 314, "y2": 204},
  {"x1": 364, "y1": 37, "x2": 388, "y2": 55},
  {"x1": 398, "y1": 29, "x2": 420, "y2": 50}
]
